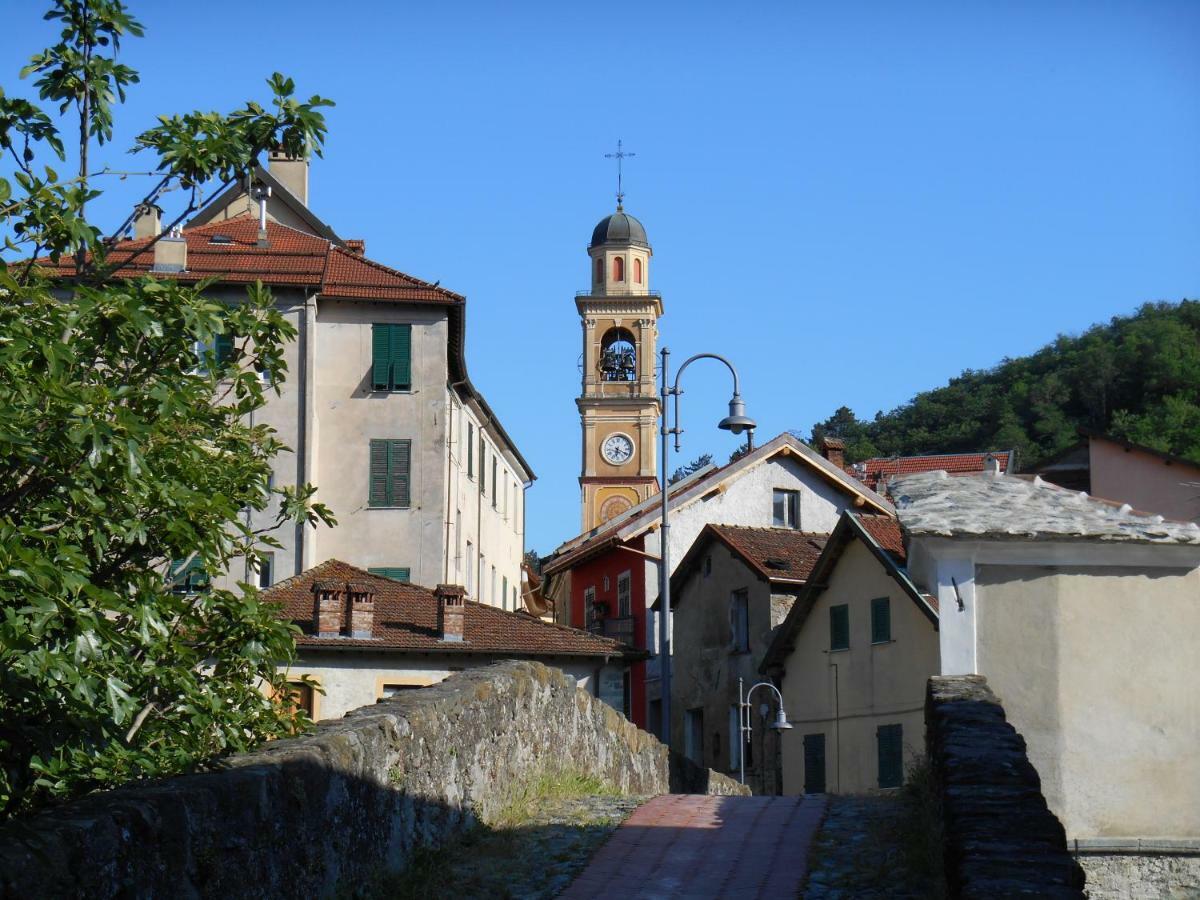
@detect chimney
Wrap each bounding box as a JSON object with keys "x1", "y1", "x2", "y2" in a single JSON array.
[
  {"x1": 151, "y1": 226, "x2": 187, "y2": 273},
  {"x1": 268, "y1": 146, "x2": 308, "y2": 207},
  {"x1": 133, "y1": 203, "x2": 161, "y2": 239},
  {"x1": 313, "y1": 580, "x2": 345, "y2": 637},
  {"x1": 435, "y1": 584, "x2": 467, "y2": 643},
  {"x1": 819, "y1": 436, "x2": 846, "y2": 470},
  {"x1": 346, "y1": 581, "x2": 375, "y2": 639}
]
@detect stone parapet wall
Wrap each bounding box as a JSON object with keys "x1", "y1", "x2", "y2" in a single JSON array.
[
  {"x1": 1074, "y1": 843, "x2": 1200, "y2": 899},
  {"x1": 0, "y1": 661, "x2": 746, "y2": 899},
  {"x1": 926, "y1": 675, "x2": 1085, "y2": 899}
]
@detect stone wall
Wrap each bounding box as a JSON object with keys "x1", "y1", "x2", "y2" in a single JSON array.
[
  {"x1": 1074, "y1": 844, "x2": 1200, "y2": 899},
  {"x1": 0, "y1": 661, "x2": 746, "y2": 899},
  {"x1": 926, "y1": 675, "x2": 1085, "y2": 899}
]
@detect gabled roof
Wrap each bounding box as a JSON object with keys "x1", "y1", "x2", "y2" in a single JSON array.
[
  {"x1": 893, "y1": 471, "x2": 1200, "y2": 544},
  {"x1": 263, "y1": 560, "x2": 640, "y2": 659},
  {"x1": 187, "y1": 163, "x2": 341, "y2": 244},
  {"x1": 669, "y1": 525, "x2": 828, "y2": 604},
  {"x1": 543, "y1": 432, "x2": 892, "y2": 576},
  {"x1": 1032, "y1": 428, "x2": 1200, "y2": 475},
  {"x1": 849, "y1": 451, "x2": 1013, "y2": 492},
  {"x1": 38, "y1": 215, "x2": 463, "y2": 304},
  {"x1": 760, "y1": 511, "x2": 937, "y2": 673}
]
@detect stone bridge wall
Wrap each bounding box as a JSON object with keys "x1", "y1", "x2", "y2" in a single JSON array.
[
  {"x1": 0, "y1": 661, "x2": 745, "y2": 899},
  {"x1": 926, "y1": 675, "x2": 1085, "y2": 899}
]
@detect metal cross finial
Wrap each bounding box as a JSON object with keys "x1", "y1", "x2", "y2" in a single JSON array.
[{"x1": 604, "y1": 140, "x2": 635, "y2": 210}]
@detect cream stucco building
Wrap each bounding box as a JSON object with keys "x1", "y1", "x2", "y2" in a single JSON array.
[
  {"x1": 897, "y1": 470, "x2": 1200, "y2": 892},
  {"x1": 761, "y1": 511, "x2": 939, "y2": 795},
  {"x1": 90, "y1": 153, "x2": 533, "y2": 606}
]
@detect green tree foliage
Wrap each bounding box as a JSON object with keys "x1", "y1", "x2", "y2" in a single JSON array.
[
  {"x1": 807, "y1": 301, "x2": 1200, "y2": 467},
  {"x1": 669, "y1": 453, "x2": 713, "y2": 484},
  {"x1": 0, "y1": 1, "x2": 335, "y2": 819}
]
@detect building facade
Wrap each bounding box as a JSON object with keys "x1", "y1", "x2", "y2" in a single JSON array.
[
  {"x1": 52, "y1": 154, "x2": 533, "y2": 605},
  {"x1": 670, "y1": 525, "x2": 828, "y2": 794},
  {"x1": 898, "y1": 470, "x2": 1200, "y2": 893},
  {"x1": 263, "y1": 560, "x2": 640, "y2": 720},
  {"x1": 761, "y1": 512, "x2": 939, "y2": 795}
]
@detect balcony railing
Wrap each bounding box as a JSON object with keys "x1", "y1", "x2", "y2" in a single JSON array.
[{"x1": 588, "y1": 615, "x2": 636, "y2": 647}]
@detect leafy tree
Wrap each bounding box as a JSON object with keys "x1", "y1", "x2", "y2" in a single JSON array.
[
  {"x1": 807, "y1": 301, "x2": 1200, "y2": 468},
  {"x1": 0, "y1": 0, "x2": 335, "y2": 819},
  {"x1": 669, "y1": 453, "x2": 713, "y2": 484}
]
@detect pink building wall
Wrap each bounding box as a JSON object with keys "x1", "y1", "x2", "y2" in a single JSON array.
[{"x1": 1089, "y1": 437, "x2": 1200, "y2": 523}]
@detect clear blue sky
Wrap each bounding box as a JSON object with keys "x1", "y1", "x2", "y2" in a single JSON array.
[{"x1": 5, "y1": 1, "x2": 1198, "y2": 554}]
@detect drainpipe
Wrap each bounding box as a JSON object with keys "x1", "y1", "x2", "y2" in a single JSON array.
[
  {"x1": 444, "y1": 380, "x2": 467, "y2": 585},
  {"x1": 831, "y1": 661, "x2": 841, "y2": 793},
  {"x1": 293, "y1": 291, "x2": 315, "y2": 575}
]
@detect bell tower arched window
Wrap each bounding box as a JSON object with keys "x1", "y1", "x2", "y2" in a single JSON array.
[
  {"x1": 634, "y1": 258, "x2": 643, "y2": 284},
  {"x1": 599, "y1": 327, "x2": 637, "y2": 382},
  {"x1": 612, "y1": 256, "x2": 625, "y2": 282}
]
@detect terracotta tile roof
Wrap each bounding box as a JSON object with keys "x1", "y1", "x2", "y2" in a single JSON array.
[
  {"x1": 854, "y1": 513, "x2": 906, "y2": 563},
  {"x1": 708, "y1": 525, "x2": 828, "y2": 583},
  {"x1": 849, "y1": 451, "x2": 1012, "y2": 491},
  {"x1": 38, "y1": 215, "x2": 463, "y2": 303},
  {"x1": 263, "y1": 560, "x2": 641, "y2": 658}
]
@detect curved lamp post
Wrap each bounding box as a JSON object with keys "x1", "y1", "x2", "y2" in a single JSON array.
[
  {"x1": 658, "y1": 348, "x2": 756, "y2": 746},
  {"x1": 737, "y1": 677, "x2": 793, "y2": 787}
]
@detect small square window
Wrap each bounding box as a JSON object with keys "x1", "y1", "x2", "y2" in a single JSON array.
[{"x1": 772, "y1": 489, "x2": 800, "y2": 528}]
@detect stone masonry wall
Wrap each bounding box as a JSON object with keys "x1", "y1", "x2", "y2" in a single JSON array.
[
  {"x1": 0, "y1": 661, "x2": 746, "y2": 899},
  {"x1": 926, "y1": 675, "x2": 1085, "y2": 899},
  {"x1": 1075, "y1": 845, "x2": 1200, "y2": 899}
]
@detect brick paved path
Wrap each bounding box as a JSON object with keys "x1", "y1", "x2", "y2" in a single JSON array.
[{"x1": 559, "y1": 794, "x2": 827, "y2": 899}]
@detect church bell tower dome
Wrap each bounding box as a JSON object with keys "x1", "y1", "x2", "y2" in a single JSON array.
[{"x1": 590, "y1": 209, "x2": 650, "y2": 250}]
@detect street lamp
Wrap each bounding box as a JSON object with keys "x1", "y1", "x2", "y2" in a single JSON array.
[
  {"x1": 657, "y1": 348, "x2": 756, "y2": 747},
  {"x1": 737, "y1": 677, "x2": 793, "y2": 788}
]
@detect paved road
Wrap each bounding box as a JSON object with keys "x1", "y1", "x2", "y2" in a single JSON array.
[{"x1": 559, "y1": 794, "x2": 827, "y2": 899}]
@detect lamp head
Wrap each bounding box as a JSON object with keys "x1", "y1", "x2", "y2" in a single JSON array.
[
  {"x1": 772, "y1": 708, "x2": 793, "y2": 732},
  {"x1": 718, "y1": 393, "x2": 756, "y2": 436}
]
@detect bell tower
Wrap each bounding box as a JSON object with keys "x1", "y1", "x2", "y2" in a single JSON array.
[{"x1": 577, "y1": 203, "x2": 663, "y2": 530}]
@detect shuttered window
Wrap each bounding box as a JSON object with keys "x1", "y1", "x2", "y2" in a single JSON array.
[
  {"x1": 368, "y1": 567, "x2": 410, "y2": 582},
  {"x1": 371, "y1": 324, "x2": 413, "y2": 391},
  {"x1": 878, "y1": 723, "x2": 903, "y2": 788},
  {"x1": 830, "y1": 604, "x2": 850, "y2": 651},
  {"x1": 803, "y1": 733, "x2": 826, "y2": 794},
  {"x1": 871, "y1": 597, "x2": 891, "y2": 644},
  {"x1": 368, "y1": 439, "x2": 412, "y2": 508},
  {"x1": 215, "y1": 333, "x2": 235, "y2": 366},
  {"x1": 467, "y1": 423, "x2": 474, "y2": 476}
]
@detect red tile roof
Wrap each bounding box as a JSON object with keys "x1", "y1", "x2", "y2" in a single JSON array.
[
  {"x1": 708, "y1": 525, "x2": 828, "y2": 584},
  {"x1": 264, "y1": 560, "x2": 640, "y2": 658},
  {"x1": 849, "y1": 451, "x2": 1011, "y2": 491},
  {"x1": 38, "y1": 215, "x2": 463, "y2": 304},
  {"x1": 854, "y1": 513, "x2": 906, "y2": 563}
]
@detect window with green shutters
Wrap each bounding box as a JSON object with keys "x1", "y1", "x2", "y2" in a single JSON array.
[
  {"x1": 877, "y1": 723, "x2": 903, "y2": 788},
  {"x1": 871, "y1": 597, "x2": 891, "y2": 644},
  {"x1": 368, "y1": 567, "x2": 410, "y2": 582},
  {"x1": 368, "y1": 439, "x2": 412, "y2": 508},
  {"x1": 371, "y1": 324, "x2": 412, "y2": 391},
  {"x1": 803, "y1": 733, "x2": 826, "y2": 794},
  {"x1": 829, "y1": 604, "x2": 849, "y2": 651}
]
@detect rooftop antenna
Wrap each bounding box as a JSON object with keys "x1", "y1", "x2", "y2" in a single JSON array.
[{"x1": 604, "y1": 140, "x2": 635, "y2": 210}]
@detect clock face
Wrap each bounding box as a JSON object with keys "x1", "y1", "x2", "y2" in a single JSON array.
[{"x1": 601, "y1": 433, "x2": 635, "y2": 465}]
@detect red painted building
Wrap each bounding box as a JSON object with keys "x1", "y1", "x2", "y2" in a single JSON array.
[{"x1": 559, "y1": 534, "x2": 651, "y2": 729}]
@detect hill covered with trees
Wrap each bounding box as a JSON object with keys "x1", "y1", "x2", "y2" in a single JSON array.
[{"x1": 808, "y1": 300, "x2": 1200, "y2": 469}]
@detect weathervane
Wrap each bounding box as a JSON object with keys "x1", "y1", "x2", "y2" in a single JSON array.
[{"x1": 605, "y1": 140, "x2": 635, "y2": 210}]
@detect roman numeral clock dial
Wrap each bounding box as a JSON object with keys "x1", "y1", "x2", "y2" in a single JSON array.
[{"x1": 601, "y1": 433, "x2": 635, "y2": 465}]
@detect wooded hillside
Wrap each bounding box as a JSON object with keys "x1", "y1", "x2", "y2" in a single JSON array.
[{"x1": 809, "y1": 300, "x2": 1200, "y2": 468}]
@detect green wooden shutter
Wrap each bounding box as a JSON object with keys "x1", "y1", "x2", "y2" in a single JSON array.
[
  {"x1": 803, "y1": 733, "x2": 826, "y2": 794},
  {"x1": 878, "y1": 723, "x2": 903, "y2": 788},
  {"x1": 369, "y1": 439, "x2": 390, "y2": 506},
  {"x1": 372, "y1": 324, "x2": 391, "y2": 390},
  {"x1": 871, "y1": 597, "x2": 891, "y2": 644},
  {"x1": 391, "y1": 324, "x2": 412, "y2": 390},
  {"x1": 368, "y1": 567, "x2": 410, "y2": 582},
  {"x1": 830, "y1": 604, "x2": 850, "y2": 651},
  {"x1": 389, "y1": 440, "x2": 411, "y2": 507},
  {"x1": 215, "y1": 333, "x2": 234, "y2": 366}
]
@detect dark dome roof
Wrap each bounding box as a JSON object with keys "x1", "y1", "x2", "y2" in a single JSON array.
[{"x1": 590, "y1": 208, "x2": 650, "y2": 249}]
